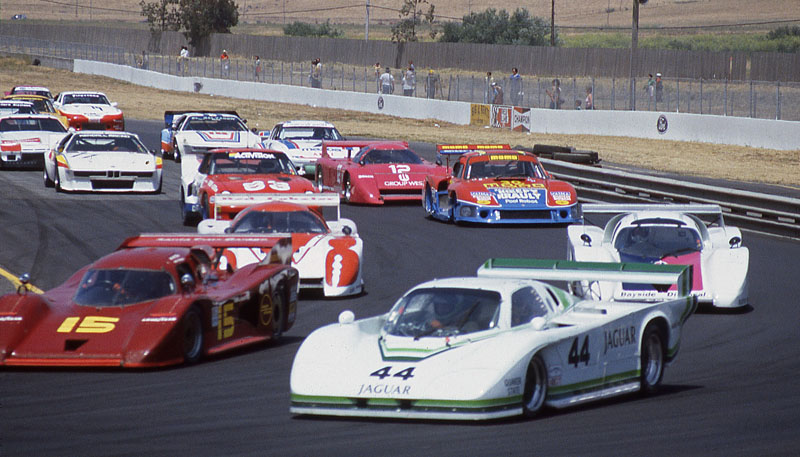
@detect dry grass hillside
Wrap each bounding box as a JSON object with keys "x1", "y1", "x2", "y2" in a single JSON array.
[
  {"x1": 1, "y1": 58, "x2": 796, "y2": 188},
  {"x1": 2, "y1": 0, "x2": 797, "y2": 30}
]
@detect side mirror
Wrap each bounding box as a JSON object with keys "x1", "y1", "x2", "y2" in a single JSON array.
[
  {"x1": 17, "y1": 273, "x2": 31, "y2": 294},
  {"x1": 342, "y1": 225, "x2": 352, "y2": 236},
  {"x1": 531, "y1": 317, "x2": 546, "y2": 331},
  {"x1": 435, "y1": 157, "x2": 442, "y2": 166},
  {"x1": 729, "y1": 236, "x2": 742, "y2": 248},
  {"x1": 338, "y1": 310, "x2": 355, "y2": 324},
  {"x1": 180, "y1": 273, "x2": 195, "y2": 290},
  {"x1": 580, "y1": 233, "x2": 592, "y2": 246}
]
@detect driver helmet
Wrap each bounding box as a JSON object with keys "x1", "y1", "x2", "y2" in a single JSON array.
[{"x1": 432, "y1": 296, "x2": 456, "y2": 319}]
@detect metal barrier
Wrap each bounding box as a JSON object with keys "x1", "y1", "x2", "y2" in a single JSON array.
[{"x1": 542, "y1": 159, "x2": 800, "y2": 239}]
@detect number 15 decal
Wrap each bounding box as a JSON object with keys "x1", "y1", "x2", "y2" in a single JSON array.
[{"x1": 57, "y1": 316, "x2": 119, "y2": 334}]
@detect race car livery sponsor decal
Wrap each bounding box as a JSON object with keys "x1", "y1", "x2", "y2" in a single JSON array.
[
  {"x1": 490, "y1": 105, "x2": 512, "y2": 129},
  {"x1": 490, "y1": 187, "x2": 542, "y2": 204},
  {"x1": 229, "y1": 151, "x2": 275, "y2": 159},
  {"x1": 197, "y1": 132, "x2": 241, "y2": 142},
  {"x1": 326, "y1": 238, "x2": 359, "y2": 287},
  {"x1": 243, "y1": 181, "x2": 266, "y2": 192},
  {"x1": 268, "y1": 180, "x2": 291, "y2": 191},
  {"x1": 484, "y1": 181, "x2": 545, "y2": 189},
  {"x1": 470, "y1": 191, "x2": 494, "y2": 204},
  {"x1": 216, "y1": 300, "x2": 235, "y2": 340},
  {"x1": 259, "y1": 293, "x2": 273, "y2": 327},
  {"x1": 550, "y1": 191, "x2": 572, "y2": 201},
  {"x1": 357, "y1": 365, "x2": 415, "y2": 396},
  {"x1": 604, "y1": 326, "x2": 636, "y2": 354},
  {"x1": 470, "y1": 103, "x2": 490, "y2": 126},
  {"x1": 512, "y1": 107, "x2": 531, "y2": 132},
  {"x1": 504, "y1": 377, "x2": 522, "y2": 396},
  {"x1": 488, "y1": 154, "x2": 520, "y2": 160}
]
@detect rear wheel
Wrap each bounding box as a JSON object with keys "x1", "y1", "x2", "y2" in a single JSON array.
[
  {"x1": 180, "y1": 189, "x2": 193, "y2": 226},
  {"x1": 640, "y1": 324, "x2": 665, "y2": 395},
  {"x1": 54, "y1": 168, "x2": 63, "y2": 192},
  {"x1": 522, "y1": 354, "x2": 547, "y2": 417},
  {"x1": 182, "y1": 307, "x2": 204, "y2": 364},
  {"x1": 271, "y1": 287, "x2": 285, "y2": 342},
  {"x1": 43, "y1": 168, "x2": 54, "y2": 187}
]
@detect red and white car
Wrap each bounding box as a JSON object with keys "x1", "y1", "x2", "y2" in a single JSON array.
[
  {"x1": 0, "y1": 114, "x2": 67, "y2": 169},
  {"x1": 315, "y1": 140, "x2": 449, "y2": 205},
  {"x1": 53, "y1": 91, "x2": 124, "y2": 131}
]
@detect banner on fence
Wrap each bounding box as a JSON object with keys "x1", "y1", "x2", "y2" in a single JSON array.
[
  {"x1": 470, "y1": 103, "x2": 490, "y2": 126},
  {"x1": 511, "y1": 107, "x2": 531, "y2": 132},
  {"x1": 491, "y1": 105, "x2": 512, "y2": 129}
]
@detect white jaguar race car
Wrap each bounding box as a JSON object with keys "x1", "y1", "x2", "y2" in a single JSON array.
[
  {"x1": 43, "y1": 131, "x2": 162, "y2": 193},
  {"x1": 0, "y1": 114, "x2": 67, "y2": 169},
  {"x1": 568, "y1": 204, "x2": 749, "y2": 308},
  {"x1": 259, "y1": 120, "x2": 344, "y2": 175},
  {"x1": 53, "y1": 91, "x2": 124, "y2": 131},
  {"x1": 290, "y1": 258, "x2": 696, "y2": 420},
  {"x1": 197, "y1": 193, "x2": 363, "y2": 297}
]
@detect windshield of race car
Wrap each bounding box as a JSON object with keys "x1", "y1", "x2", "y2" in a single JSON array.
[
  {"x1": 357, "y1": 148, "x2": 423, "y2": 165},
  {"x1": 466, "y1": 156, "x2": 545, "y2": 180},
  {"x1": 231, "y1": 210, "x2": 328, "y2": 234},
  {"x1": 0, "y1": 117, "x2": 66, "y2": 133},
  {"x1": 614, "y1": 223, "x2": 702, "y2": 260},
  {"x1": 62, "y1": 93, "x2": 111, "y2": 105},
  {"x1": 74, "y1": 269, "x2": 176, "y2": 307},
  {"x1": 383, "y1": 287, "x2": 501, "y2": 338},
  {"x1": 277, "y1": 126, "x2": 342, "y2": 141},
  {"x1": 207, "y1": 153, "x2": 296, "y2": 175},
  {"x1": 184, "y1": 117, "x2": 247, "y2": 131},
  {"x1": 66, "y1": 135, "x2": 149, "y2": 153}
]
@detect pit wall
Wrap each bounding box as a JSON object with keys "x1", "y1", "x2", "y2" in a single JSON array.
[{"x1": 74, "y1": 60, "x2": 800, "y2": 151}]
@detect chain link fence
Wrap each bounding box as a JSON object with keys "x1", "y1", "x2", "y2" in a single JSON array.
[{"x1": 2, "y1": 34, "x2": 799, "y2": 122}]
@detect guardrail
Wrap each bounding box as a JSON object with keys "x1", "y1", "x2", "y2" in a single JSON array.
[{"x1": 541, "y1": 159, "x2": 800, "y2": 239}]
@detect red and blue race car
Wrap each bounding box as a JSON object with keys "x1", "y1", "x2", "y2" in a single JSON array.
[
  {"x1": 0, "y1": 237, "x2": 298, "y2": 368},
  {"x1": 423, "y1": 144, "x2": 580, "y2": 224},
  {"x1": 315, "y1": 140, "x2": 449, "y2": 205}
]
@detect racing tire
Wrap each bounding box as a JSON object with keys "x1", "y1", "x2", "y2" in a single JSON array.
[
  {"x1": 173, "y1": 140, "x2": 181, "y2": 163},
  {"x1": 201, "y1": 194, "x2": 210, "y2": 220},
  {"x1": 43, "y1": 168, "x2": 54, "y2": 188},
  {"x1": 522, "y1": 354, "x2": 548, "y2": 418},
  {"x1": 180, "y1": 189, "x2": 195, "y2": 226},
  {"x1": 271, "y1": 286, "x2": 285, "y2": 343},
  {"x1": 423, "y1": 186, "x2": 435, "y2": 218},
  {"x1": 342, "y1": 175, "x2": 352, "y2": 203},
  {"x1": 640, "y1": 324, "x2": 666, "y2": 395},
  {"x1": 181, "y1": 307, "x2": 204, "y2": 365},
  {"x1": 54, "y1": 168, "x2": 63, "y2": 192},
  {"x1": 315, "y1": 167, "x2": 324, "y2": 192}
]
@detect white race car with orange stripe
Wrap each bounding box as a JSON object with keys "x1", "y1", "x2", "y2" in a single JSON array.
[
  {"x1": 568, "y1": 204, "x2": 749, "y2": 308},
  {"x1": 197, "y1": 193, "x2": 363, "y2": 298}
]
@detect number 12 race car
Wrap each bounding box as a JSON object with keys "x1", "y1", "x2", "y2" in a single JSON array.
[
  {"x1": 0, "y1": 237, "x2": 298, "y2": 367},
  {"x1": 290, "y1": 258, "x2": 696, "y2": 420},
  {"x1": 423, "y1": 144, "x2": 580, "y2": 224}
]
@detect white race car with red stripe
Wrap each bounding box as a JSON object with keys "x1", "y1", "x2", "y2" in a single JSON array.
[
  {"x1": 0, "y1": 114, "x2": 67, "y2": 169},
  {"x1": 197, "y1": 193, "x2": 363, "y2": 298},
  {"x1": 53, "y1": 91, "x2": 124, "y2": 131},
  {"x1": 567, "y1": 204, "x2": 749, "y2": 308}
]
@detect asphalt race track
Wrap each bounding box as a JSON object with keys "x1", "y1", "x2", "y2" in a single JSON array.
[{"x1": 1, "y1": 120, "x2": 799, "y2": 456}]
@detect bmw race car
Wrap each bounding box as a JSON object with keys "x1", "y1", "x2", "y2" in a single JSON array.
[
  {"x1": 53, "y1": 91, "x2": 124, "y2": 131},
  {"x1": 43, "y1": 131, "x2": 162, "y2": 193},
  {"x1": 0, "y1": 114, "x2": 67, "y2": 169},
  {"x1": 260, "y1": 120, "x2": 345, "y2": 174},
  {"x1": 315, "y1": 140, "x2": 449, "y2": 205},
  {"x1": 568, "y1": 203, "x2": 749, "y2": 308},
  {"x1": 290, "y1": 258, "x2": 696, "y2": 420},
  {"x1": 181, "y1": 148, "x2": 314, "y2": 223},
  {"x1": 197, "y1": 193, "x2": 364, "y2": 297},
  {"x1": 0, "y1": 237, "x2": 298, "y2": 367},
  {"x1": 160, "y1": 110, "x2": 262, "y2": 163},
  {"x1": 423, "y1": 144, "x2": 580, "y2": 224}
]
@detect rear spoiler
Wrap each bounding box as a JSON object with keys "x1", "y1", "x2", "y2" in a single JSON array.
[
  {"x1": 477, "y1": 258, "x2": 693, "y2": 298},
  {"x1": 321, "y1": 140, "x2": 408, "y2": 160},
  {"x1": 164, "y1": 110, "x2": 240, "y2": 128},
  {"x1": 436, "y1": 144, "x2": 511, "y2": 155},
  {"x1": 580, "y1": 203, "x2": 722, "y2": 216},
  {"x1": 118, "y1": 234, "x2": 293, "y2": 265},
  {"x1": 210, "y1": 192, "x2": 340, "y2": 220}
]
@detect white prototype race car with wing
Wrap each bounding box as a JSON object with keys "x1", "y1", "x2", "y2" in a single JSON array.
[
  {"x1": 197, "y1": 193, "x2": 364, "y2": 297},
  {"x1": 0, "y1": 114, "x2": 67, "y2": 169},
  {"x1": 568, "y1": 204, "x2": 749, "y2": 308},
  {"x1": 259, "y1": 120, "x2": 345, "y2": 174},
  {"x1": 43, "y1": 131, "x2": 162, "y2": 193},
  {"x1": 290, "y1": 258, "x2": 696, "y2": 420}
]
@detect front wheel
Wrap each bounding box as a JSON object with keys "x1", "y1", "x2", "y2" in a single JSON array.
[
  {"x1": 423, "y1": 186, "x2": 435, "y2": 218},
  {"x1": 54, "y1": 168, "x2": 63, "y2": 192},
  {"x1": 315, "y1": 167, "x2": 324, "y2": 192},
  {"x1": 201, "y1": 194, "x2": 210, "y2": 220},
  {"x1": 342, "y1": 175, "x2": 352, "y2": 203},
  {"x1": 271, "y1": 287, "x2": 285, "y2": 343},
  {"x1": 522, "y1": 354, "x2": 547, "y2": 417},
  {"x1": 640, "y1": 324, "x2": 665, "y2": 395},
  {"x1": 182, "y1": 307, "x2": 204, "y2": 364},
  {"x1": 173, "y1": 140, "x2": 181, "y2": 163},
  {"x1": 43, "y1": 168, "x2": 54, "y2": 188}
]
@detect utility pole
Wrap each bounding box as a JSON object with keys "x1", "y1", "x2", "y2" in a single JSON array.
[
  {"x1": 550, "y1": 0, "x2": 555, "y2": 46},
  {"x1": 365, "y1": 0, "x2": 370, "y2": 41},
  {"x1": 629, "y1": 0, "x2": 640, "y2": 110}
]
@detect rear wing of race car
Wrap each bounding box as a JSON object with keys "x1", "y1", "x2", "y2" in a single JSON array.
[
  {"x1": 163, "y1": 110, "x2": 240, "y2": 128},
  {"x1": 579, "y1": 203, "x2": 725, "y2": 227},
  {"x1": 477, "y1": 258, "x2": 693, "y2": 299},
  {"x1": 436, "y1": 144, "x2": 511, "y2": 167},
  {"x1": 321, "y1": 140, "x2": 409, "y2": 160},
  {"x1": 118, "y1": 234, "x2": 293, "y2": 266},
  {"x1": 209, "y1": 192, "x2": 341, "y2": 220}
]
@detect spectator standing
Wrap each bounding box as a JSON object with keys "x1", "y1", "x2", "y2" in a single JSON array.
[
  {"x1": 509, "y1": 67, "x2": 523, "y2": 106},
  {"x1": 220, "y1": 50, "x2": 230, "y2": 77},
  {"x1": 402, "y1": 65, "x2": 416, "y2": 96},
  {"x1": 178, "y1": 45, "x2": 188, "y2": 73},
  {"x1": 379, "y1": 67, "x2": 394, "y2": 94},
  {"x1": 546, "y1": 78, "x2": 562, "y2": 109},
  {"x1": 490, "y1": 82, "x2": 504, "y2": 105},
  {"x1": 309, "y1": 58, "x2": 322, "y2": 88},
  {"x1": 645, "y1": 73, "x2": 655, "y2": 106},
  {"x1": 373, "y1": 62, "x2": 381, "y2": 93},
  {"x1": 655, "y1": 73, "x2": 663, "y2": 103},
  {"x1": 425, "y1": 69, "x2": 439, "y2": 99},
  {"x1": 408, "y1": 60, "x2": 415, "y2": 72},
  {"x1": 254, "y1": 56, "x2": 262, "y2": 81},
  {"x1": 484, "y1": 71, "x2": 495, "y2": 103},
  {"x1": 574, "y1": 99, "x2": 582, "y2": 110},
  {"x1": 584, "y1": 86, "x2": 594, "y2": 110}
]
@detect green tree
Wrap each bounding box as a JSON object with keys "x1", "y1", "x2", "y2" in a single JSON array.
[
  {"x1": 140, "y1": 0, "x2": 181, "y2": 33},
  {"x1": 179, "y1": 0, "x2": 239, "y2": 51},
  {"x1": 439, "y1": 8, "x2": 554, "y2": 46},
  {"x1": 391, "y1": 0, "x2": 436, "y2": 44},
  {"x1": 284, "y1": 20, "x2": 344, "y2": 38}
]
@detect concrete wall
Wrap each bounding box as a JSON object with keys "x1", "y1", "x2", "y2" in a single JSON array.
[{"x1": 74, "y1": 60, "x2": 800, "y2": 151}]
